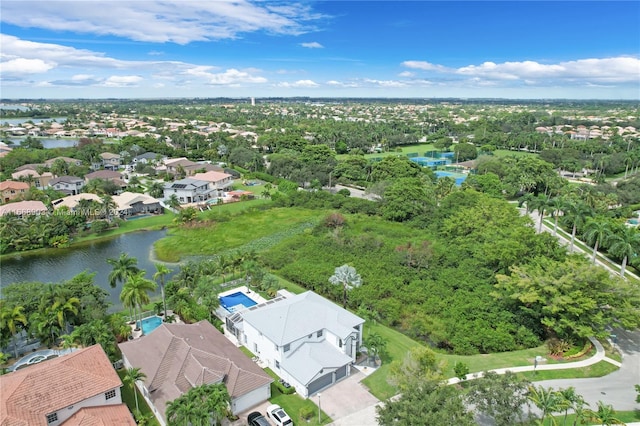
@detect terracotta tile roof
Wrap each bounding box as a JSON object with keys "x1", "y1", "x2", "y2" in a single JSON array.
[
  {"x1": 0, "y1": 200, "x2": 48, "y2": 216},
  {"x1": 119, "y1": 321, "x2": 272, "y2": 418},
  {"x1": 0, "y1": 346, "x2": 124, "y2": 426},
  {"x1": 62, "y1": 404, "x2": 136, "y2": 426},
  {"x1": 0, "y1": 181, "x2": 29, "y2": 191}
]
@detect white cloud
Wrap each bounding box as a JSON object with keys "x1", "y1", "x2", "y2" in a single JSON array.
[
  {"x1": 278, "y1": 79, "x2": 319, "y2": 88},
  {"x1": 300, "y1": 42, "x2": 324, "y2": 49},
  {"x1": 402, "y1": 56, "x2": 640, "y2": 84},
  {"x1": 364, "y1": 79, "x2": 407, "y2": 88},
  {"x1": 398, "y1": 71, "x2": 415, "y2": 78},
  {"x1": 71, "y1": 74, "x2": 94, "y2": 81},
  {"x1": 103, "y1": 75, "x2": 143, "y2": 87},
  {"x1": 208, "y1": 69, "x2": 268, "y2": 85},
  {"x1": 1, "y1": 1, "x2": 325, "y2": 44},
  {"x1": 0, "y1": 58, "x2": 54, "y2": 74}
]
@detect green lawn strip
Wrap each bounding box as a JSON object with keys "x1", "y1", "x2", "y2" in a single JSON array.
[
  {"x1": 155, "y1": 207, "x2": 325, "y2": 262},
  {"x1": 73, "y1": 212, "x2": 174, "y2": 244},
  {"x1": 264, "y1": 368, "x2": 331, "y2": 426},
  {"x1": 599, "y1": 339, "x2": 623, "y2": 363},
  {"x1": 490, "y1": 149, "x2": 537, "y2": 158},
  {"x1": 516, "y1": 360, "x2": 619, "y2": 381},
  {"x1": 117, "y1": 369, "x2": 161, "y2": 426},
  {"x1": 551, "y1": 410, "x2": 640, "y2": 425}
]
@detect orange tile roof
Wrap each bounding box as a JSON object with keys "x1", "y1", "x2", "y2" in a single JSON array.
[
  {"x1": 0, "y1": 345, "x2": 124, "y2": 426},
  {"x1": 0, "y1": 181, "x2": 29, "y2": 191},
  {"x1": 62, "y1": 404, "x2": 136, "y2": 426}
]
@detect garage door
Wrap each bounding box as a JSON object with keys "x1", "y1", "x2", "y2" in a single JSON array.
[
  {"x1": 335, "y1": 365, "x2": 348, "y2": 381},
  {"x1": 307, "y1": 372, "x2": 333, "y2": 395}
]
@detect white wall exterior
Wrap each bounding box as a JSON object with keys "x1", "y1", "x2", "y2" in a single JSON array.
[{"x1": 46, "y1": 387, "x2": 123, "y2": 426}]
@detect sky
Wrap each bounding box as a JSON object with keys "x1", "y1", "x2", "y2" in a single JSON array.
[{"x1": 1, "y1": 1, "x2": 639, "y2": 100}]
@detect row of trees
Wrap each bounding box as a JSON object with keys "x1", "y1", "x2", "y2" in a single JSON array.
[{"x1": 378, "y1": 346, "x2": 627, "y2": 426}]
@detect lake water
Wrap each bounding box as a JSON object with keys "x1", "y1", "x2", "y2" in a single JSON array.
[
  {"x1": 1, "y1": 117, "x2": 67, "y2": 126},
  {"x1": 10, "y1": 138, "x2": 79, "y2": 149},
  {"x1": 0, "y1": 230, "x2": 177, "y2": 310}
]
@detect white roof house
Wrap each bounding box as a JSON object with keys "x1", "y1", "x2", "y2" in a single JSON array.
[{"x1": 231, "y1": 291, "x2": 364, "y2": 397}]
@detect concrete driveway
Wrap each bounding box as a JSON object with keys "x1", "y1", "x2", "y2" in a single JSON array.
[{"x1": 319, "y1": 368, "x2": 380, "y2": 423}]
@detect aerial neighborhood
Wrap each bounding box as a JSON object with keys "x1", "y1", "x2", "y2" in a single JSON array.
[{"x1": 1, "y1": 98, "x2": 639, "y2": 426}]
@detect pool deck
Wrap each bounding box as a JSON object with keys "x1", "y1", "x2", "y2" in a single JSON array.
[{"x1": 129, "y1": 310, "x2": 181, "y2": 339}]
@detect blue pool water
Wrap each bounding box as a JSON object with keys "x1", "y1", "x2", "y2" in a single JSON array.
[
  {"x1": 126, "y1": 214, "x2": 152, "y2": 221},
  {"x1": 141, "y1": 316, "x2": 163, "y2": 335},
  {"x1": 220, "y1": 292, "x2": 257, "y2": 313}
]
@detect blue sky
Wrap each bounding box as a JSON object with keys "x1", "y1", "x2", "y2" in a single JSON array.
[{"x1": 1, "y1": 1, "x2": 639, "y2": 99}]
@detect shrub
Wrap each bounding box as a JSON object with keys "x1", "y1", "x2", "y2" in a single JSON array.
[
  {"x1": 324, "y1": 212, "x2": 346, "y2": 229},
  {"x1": 299, "y1": 406, "x2": 314, "y2": 421},
  {"x1": 337, "y1": 188, "x2": 351, "y2": 197},
  {"x1": 547, "y1": 338, "x2": 571, "y2": 356}
]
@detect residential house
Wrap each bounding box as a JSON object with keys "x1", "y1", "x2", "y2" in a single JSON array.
[
  {"x1": 84, "y1": 170, "x2": 126, "y2": 190},
  {"x1": 0, "y1": 200, "x2": 48, "y2": 217},
  {"x1": 192, "y1": 171, "x2": 234, "y2": 197},
  {"x1": 0, "y1": 345, "x2": 136, "y2": 426},
  {"x1": 48, "y1": 176, "x2": 85, "y2": 195},
  {"x1": 11, "y1": 169, "x2": 53, "y2": 189},
  {"x1": 163, "y1": 178, "x2": 214, "y2": 204},
  {"x1": 112, "y1": 192, "x2": 162, "y2": 217},
  {"x1": 133, "y1": 152, "x2": 164, "y2": 165},
  {"x1": 99, "y1": 152, "x2": 121, "y2": 170},
  {"x1": 44, "y1": 157, "x2": 83, "y2": 168},
  {"x1": 51, "y1": 193, "x2": 102, "y2": 211},
  {"x1": 0, "y1": 180, "x2": 29, "y2": 203},
  {"x1": 119, "y1": 321, "x2": 273, "y2": 425},
  {"x1": 227, "y1": 291, "x2": 364, "y2": 397},
  {"x1": 162, "y1": 158, "x2": 223, "y2": 177}
]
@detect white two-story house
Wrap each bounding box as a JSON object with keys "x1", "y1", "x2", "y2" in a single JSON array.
[
  {"x1": 231, "y1": 291, "x2": 364, "y2": 397},
  {"x1": 163, "y1": 178, "x2": 215, "y2": 204}
]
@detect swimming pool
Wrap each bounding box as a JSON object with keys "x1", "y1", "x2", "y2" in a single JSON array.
[
  {"x1": 628, "y1": 218, "x2": 639, "y2": 225},
  {"x1": 220, "y1": 292, "x2": 258, "y2": 313},
  {"x1": 141, "y1": 316, "x2": 163, "y2": 335}
]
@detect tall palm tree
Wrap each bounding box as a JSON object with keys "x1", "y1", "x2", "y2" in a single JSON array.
[
  {"x1": 124, "y1": 367, "x2": 147, "y2": 414},
  {"x1": 0, "y1": 303, "x2": 28, "y2": 359},
  {"x1": 556, "y1": 387, "x2": 578, "y2": 426},
  {"x1": 153, "y1": 263, "x2": 172, "y2": 318},
  {"x1": 548, "y1": 197, "x2": 564, "y2": 236},
  {"x1": 527, "y1": 385, "x2": 559, "y2": 426},
  {"x1": 329, "y1": 264, "x2": 362, "y2": 309},
  {"x1": 583, "y1": 217, "x2": 613, "y2": 264},
  {"x1": 528, "y1": 195, "x2": 550, "y2": 233},
  {"x1": 607, "y1": 226, "x2": 640, "y2": 277},
  {"x1": 121, "y1": 271, "x2": 157, "y2": 334},
  {"x1": 100, "y1": 194, "x2": 118, "y2": 222},
  {"x1": 51, "y1": 296, "x2": 80, "y2": 334},
  {"x1": 107, "y1": 252, "x2": 140, "y2": 288},
  {"x1": 564, "y1": 201, "x2": 593, "y2": 253}
]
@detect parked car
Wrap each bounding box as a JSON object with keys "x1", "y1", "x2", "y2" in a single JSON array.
[
  {"x1": 267, "y1": 404, "x2": 293, "y2": 426},
  {"x1": 248, "y1": 411, "x2": 270, "y2": 426}
]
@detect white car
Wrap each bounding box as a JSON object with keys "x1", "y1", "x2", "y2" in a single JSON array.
[{"x1": 266, "y1": 404, "x2": 293, "y2": 426}]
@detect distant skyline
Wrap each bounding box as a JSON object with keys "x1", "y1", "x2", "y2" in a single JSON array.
[{"x1": 1, "y1": 1, "x2": 639, "y2": 100}]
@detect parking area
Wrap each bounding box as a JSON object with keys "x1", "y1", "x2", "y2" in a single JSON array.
[{"x1": 315, "y1": 368, "x2": 380, "y2": 421}]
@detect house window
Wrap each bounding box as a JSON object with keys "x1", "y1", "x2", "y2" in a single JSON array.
[
  {"x1": 275, "y1": 360, "x2": 280, "y2": 369},
  {"x1": 308, "y1": 334, "x2": 312, "y2": 339},
  {"x1": 317, "y1": 330, "x2": 323, "y2": 338},
  {"x1": 47, "y1": 413, "x2": 58, "y2": 424},
  {"x1": 339, "y1": 339, "x2": 343, "y2": 348},
  {"x1": 105, "y1": 389, "x2": 116, "y2": 400},
  {"x1": 254, "y1": 343, "x2": 258, "y2": 354},
  {"x1": 283, "y1": 344, "x2": 290, "y2": 352}
]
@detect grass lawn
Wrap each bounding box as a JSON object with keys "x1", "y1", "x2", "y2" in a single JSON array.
[
  {"x1": 551, "y1": 409, "x2": 640, "y2": 425},
  {"x1": 73, "y1": 211, "x2": 174, "y2": 244},
  {"x1": 490, "y1": 149, "x2": 537, "y2": 158},
  {"x1": 516, "y1": 360, "x2": 619, "y2": 381},
  {"x1": 117, "y1": 369, "x2": 161, "y2": 426},
  {"x1": 336, "y1": 143, "x2": 437, "y2": 161},
  {"x1": 154, "y1": 207, "x2": 325, "y2": 262}
]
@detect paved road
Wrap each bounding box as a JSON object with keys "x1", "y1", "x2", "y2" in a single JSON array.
[{"x1": 536, "y1": 328, "x2": 640, "y2": 411}]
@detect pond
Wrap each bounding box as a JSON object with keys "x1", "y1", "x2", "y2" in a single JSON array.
[{"x1": 1, "y1": 230, "x2": 176, "y2": 310}]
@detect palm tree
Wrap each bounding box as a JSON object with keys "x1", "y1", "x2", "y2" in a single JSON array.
[
  {"x1": 121, "y1": 271, "x2": 157, "y2": 334},
  {"x1": 589, "y1": 401, "x2": 624, "y2": 425},
  {"x1": 564, "y1": 201, "x2": 593, "y2": 253},
  {"x1": 148, "y1": 181, "x2": 165, "y2": 199},
  {"x1": 153, "y1": 263, "x2": 172, "y2": 318},
  {"x1": 607, "y1": 226, "x2": 640, "y2": 277},
  {"x1": 329, "y1": 264, "x2": 362, "y2": 309},
  {"x1": 548, "y1": 197, "x2": 564, "y2": 236},
  {"x1": 0, "y1": 303, "x2": 28, "y2": 359},
  {"x1": 124, "y1": 367, "x2": 147, "y2": 414},
  {"x1": 51, "y1": 296, "x2": 80, "y2": 334},
  {"x1": 556, "y1": 387, "x2": 578, "y2": 426},
  {"x1": 571, "y1": 395, "x2": 591, "y2": 426},
  {"x1": 107, "y1": 252, "x2": 140, "y2": 288},
  {"x1": 528, "y1": 385, "x2": 559, "y2": 426},
  {"x1": 583, "y1": 217, "x2": 613, "y2": 264},
  {"x1": 528, "y1": 195, "x2": 550, "y2": 233},
  {"x1": 168, "y1": 193, "x2": 181, "y2": 211},
  {"x1": 100, "y1": 194, "x2": 118, "y2": 222}
]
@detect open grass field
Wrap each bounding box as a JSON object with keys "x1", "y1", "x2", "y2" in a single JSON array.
[
  {"x1": 336, "y1": 143, "x2": 437, "y2": 161},
  {"x1": 154, "y1": 207, "x2": 325, "y2": 262}
]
